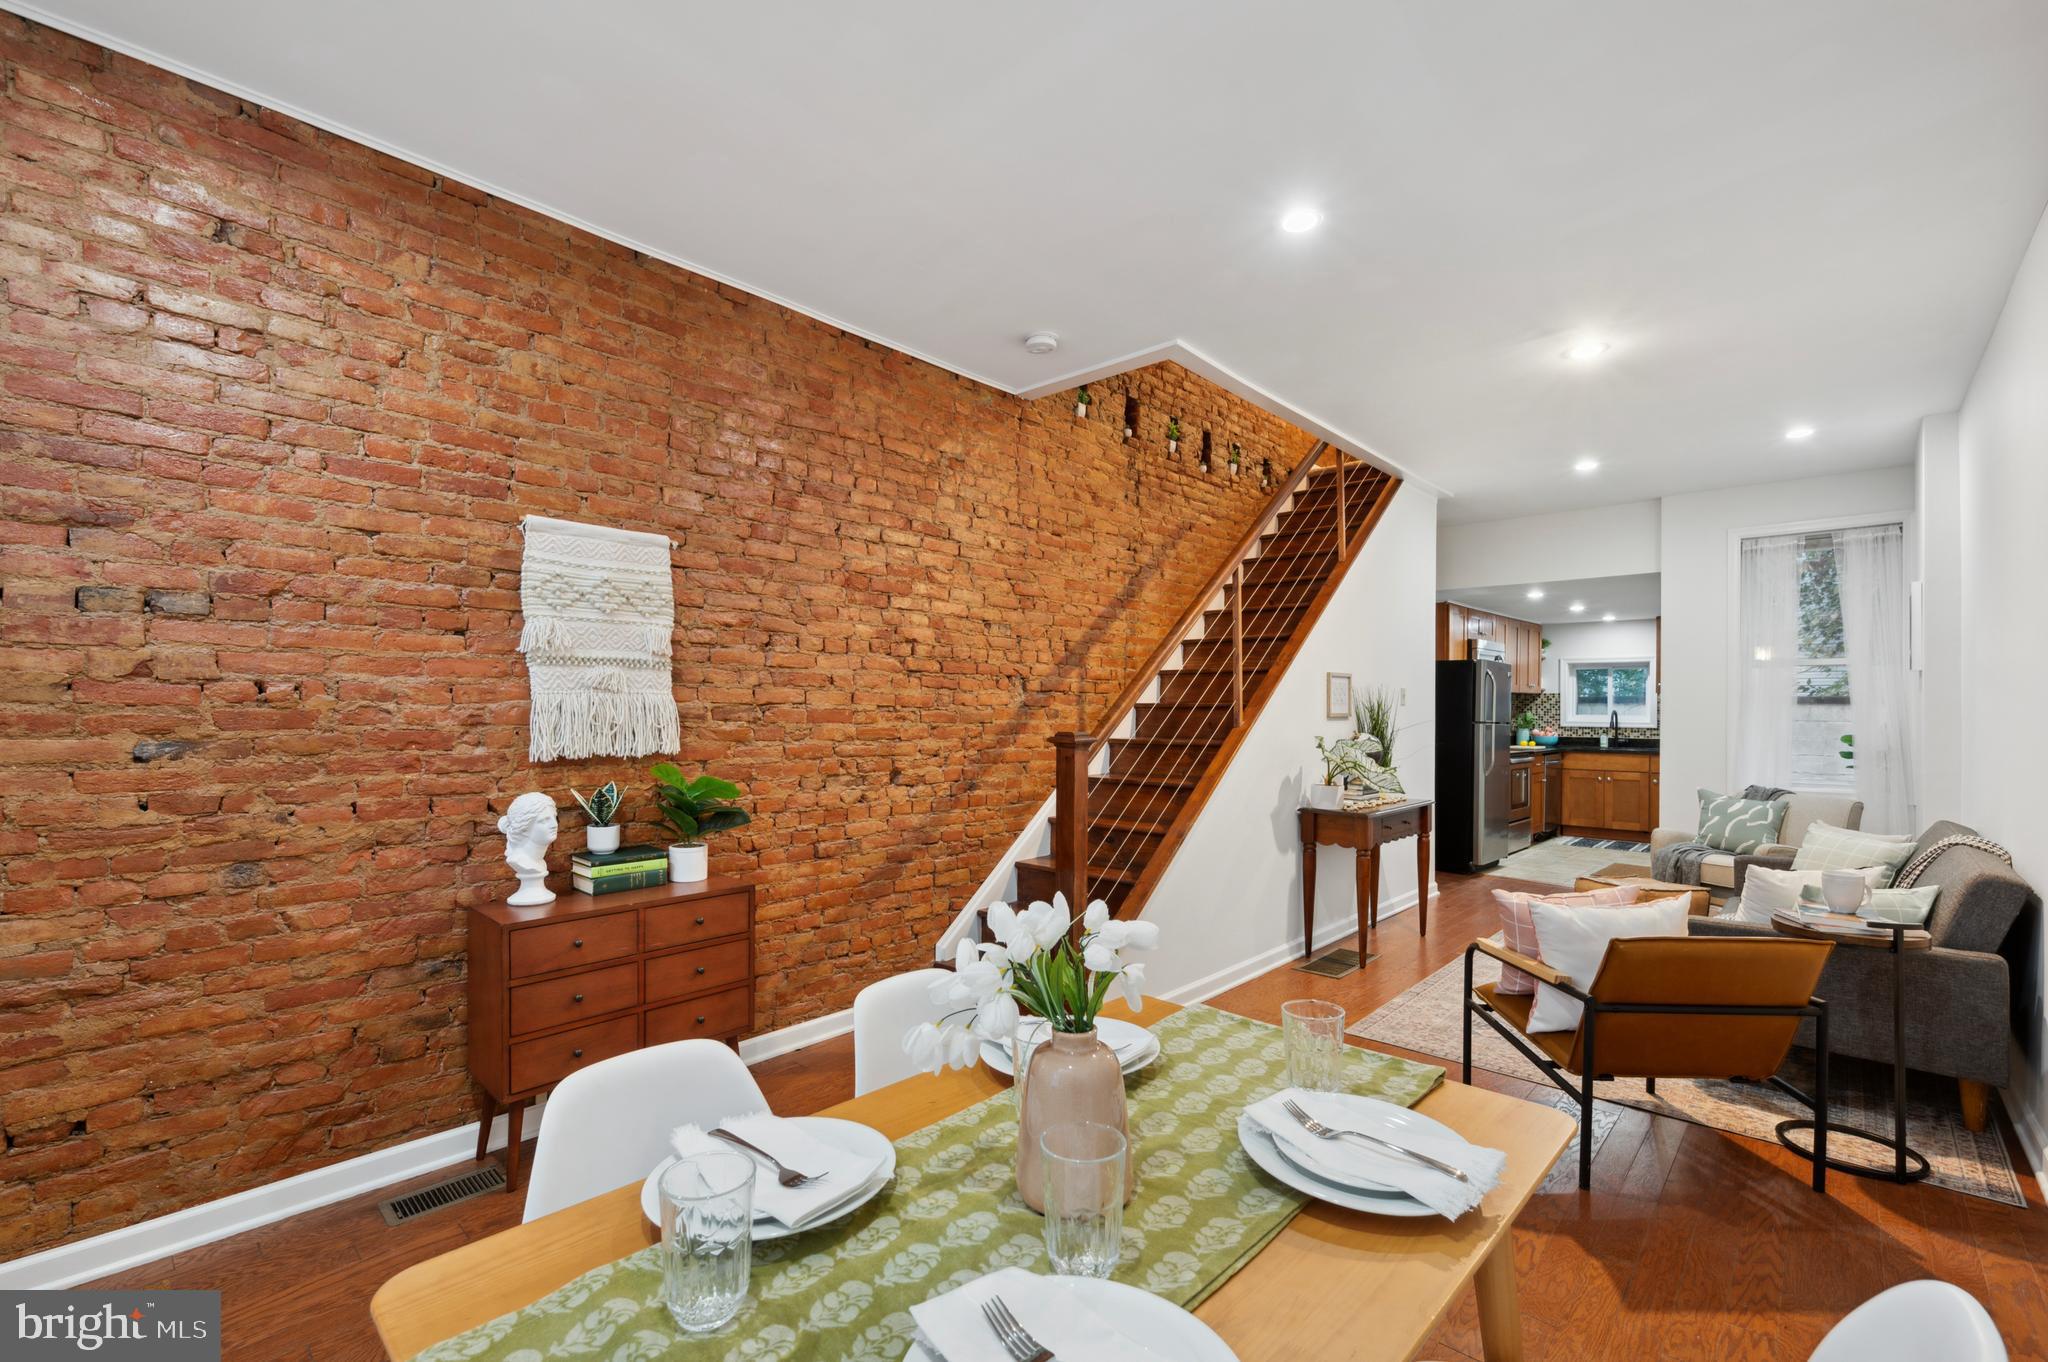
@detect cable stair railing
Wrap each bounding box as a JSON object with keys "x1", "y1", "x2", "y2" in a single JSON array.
[{"x1": 1011, "y1": 440, "x2": 1401, "y2": 923}]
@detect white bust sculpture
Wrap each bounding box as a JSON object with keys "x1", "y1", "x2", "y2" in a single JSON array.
[{"x1": 498, "y1": 791, "x2": 558, "y2": 906}]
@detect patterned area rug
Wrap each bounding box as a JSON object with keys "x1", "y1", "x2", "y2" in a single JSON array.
[
  {"x1": 1483, "y1": 838, "x2": 1652, "y2": 886},
  {"x1": 1349, "y1": 944, "x2": 2025, "y2": 1205}
]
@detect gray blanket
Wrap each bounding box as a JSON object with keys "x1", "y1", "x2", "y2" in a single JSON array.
[{"x1": 1650, "y1": 785, "x2": 1794, "y2": 885}]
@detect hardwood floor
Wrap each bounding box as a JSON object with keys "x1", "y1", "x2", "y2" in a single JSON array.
[{"x1": 87, "y1": 870, "x2": 2048, "y2": 1361}]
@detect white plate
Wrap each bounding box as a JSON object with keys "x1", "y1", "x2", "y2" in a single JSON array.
[
  {"x1": 980, "y1": 1017, "x2": 1160, "y2": 1078},
  {"x1": 1236, "y1": 1113, "x2": 1436, "y2": 1218},
  {"x1": 903, "y1": 1275, "x2": 1239, "y2": 1362},
  {"x1": 640, "y1": 1116, "x2": 896, "y2": 1241}
]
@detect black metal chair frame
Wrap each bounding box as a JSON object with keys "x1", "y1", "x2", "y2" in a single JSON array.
[{"x1": 1461, "y1": 942, "x2": 1832, "y2": 1193}]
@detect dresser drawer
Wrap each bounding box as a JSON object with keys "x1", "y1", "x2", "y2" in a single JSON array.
[
  {"x1": 644, "y1": 892, "x2": 750, "y2": 951},
  {"x1": 508, "y1": 961, "x2": 640, "y2": 1038},
  {"x1": 508, "y1": 1014, "x2": 639, "y2": 1093},
  {"x1": 646, "y1": 987, "x2": 752, "y2": 1045},
  {"x1": 645, "y1": 939, "x2": 750, "y2": 1004},
  {"x1": 507, "y1": 912, "x2": 637, "y2": 979},
  {"x1": 1375, "y1": 809, "x2": 1424, "y2": 843}
]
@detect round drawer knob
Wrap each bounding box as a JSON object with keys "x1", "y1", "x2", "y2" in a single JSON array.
[
  {"x1": 695, "y1": 965, "x2": 707, "y2": 975},
  {"x1": 571, "y1": 1048, "x2": 583, "y2": 1058},
  {"x1": 572, "y1": 993, "x2": 584, "y2": 1003},
  {"x1": 695, "y1": 1014, "x2": 707, "y2": 1025},
  {"x1": 694, "y1": 916, "x2": 706, "y2": 926},
  {"x1": 572, "y1": 938, "x2": 583, "y2": 948}
]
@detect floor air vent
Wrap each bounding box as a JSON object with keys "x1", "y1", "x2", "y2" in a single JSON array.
[{"x1": 378, "y1": 1164, "x2": 507, "y2": 1225}]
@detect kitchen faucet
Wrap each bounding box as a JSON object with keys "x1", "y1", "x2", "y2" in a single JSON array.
[{"x1": 1609, "y1": 708, "x2": 1620, "y2": 742}]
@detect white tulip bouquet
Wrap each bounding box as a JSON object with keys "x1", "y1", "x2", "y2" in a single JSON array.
[{"x1": 905, "y1": 894, "x2": 1162, "y2": 1074}]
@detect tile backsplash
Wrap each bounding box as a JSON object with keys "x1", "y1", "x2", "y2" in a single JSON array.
[{"x1": 1511, "y1": 691, "x2": 1659, "y2": 741}]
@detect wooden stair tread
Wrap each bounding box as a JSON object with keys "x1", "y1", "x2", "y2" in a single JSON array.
[{"x1": 1015, "y1": 855, "x2": 1139, "y2": 887}]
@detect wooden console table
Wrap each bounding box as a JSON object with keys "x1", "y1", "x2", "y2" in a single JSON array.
[
  {"x1": 467, "y1": 874, "x2": 756, "y2": 1191},
  {"x1": 1298, "y1": 798, "x2": 1433, "y2": 957}
]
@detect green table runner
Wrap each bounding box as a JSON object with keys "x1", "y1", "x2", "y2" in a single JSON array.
[{"x1": 415, "y1": 1004, "x2": 1444, "y2": 1361}]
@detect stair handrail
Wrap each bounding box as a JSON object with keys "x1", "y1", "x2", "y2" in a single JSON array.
[{"x1": 1081, "y1": 439, "x2": 1337, "y2": 763}]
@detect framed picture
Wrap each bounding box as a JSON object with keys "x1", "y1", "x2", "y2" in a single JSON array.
[{"x1": 1325, "y1": 672, "x2": 1352, "y2": 720}]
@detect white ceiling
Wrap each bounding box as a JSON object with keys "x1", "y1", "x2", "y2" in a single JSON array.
[
  {"x1": 1441, "y1": 573, "x2": 1661, "y2": 625},
  {"x1": 21, "y1": 1, "x2": 2048, "y2": 521}
]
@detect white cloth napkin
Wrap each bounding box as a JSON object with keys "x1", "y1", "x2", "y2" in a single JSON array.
[
  {"x1": 1244, "y1": 1088, "x2": 1504, "y2": 1219},
  {"x1": 910, "y1": 1267, "x2": 1175, "y2": 1362},
  {"x1": 668, "y1": 1113, "x2": 882, "y2": 1229}
]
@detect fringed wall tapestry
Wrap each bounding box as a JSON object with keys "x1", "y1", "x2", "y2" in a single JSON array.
[{"x1": 518, "y1": 515, "x2": 681, "y2": 762}]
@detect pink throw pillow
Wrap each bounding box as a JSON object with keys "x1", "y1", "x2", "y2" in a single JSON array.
[{"x1": 1489, "y1": 885, "x2": 1642, "y2": 994}]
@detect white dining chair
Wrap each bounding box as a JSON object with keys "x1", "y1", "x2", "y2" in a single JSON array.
[
  {"x1": 521, "y1": 1038, "x2": 767, "y2": 1223},
  {"x1": 852, "y1": 968, "x2": 954, "y2": 1096},
  {"x1": 1810, "y1": 1280, "x2": 2005, "y2": 1362}
]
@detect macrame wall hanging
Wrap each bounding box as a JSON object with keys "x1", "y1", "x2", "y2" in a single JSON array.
[{"x1": 518, "y1": 515, "x2": 681, "y2": 762}]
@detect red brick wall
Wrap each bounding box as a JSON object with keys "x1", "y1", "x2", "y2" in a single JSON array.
[{"x1": 0, "y1": 17, "x2": 1318, "y2": 1255}]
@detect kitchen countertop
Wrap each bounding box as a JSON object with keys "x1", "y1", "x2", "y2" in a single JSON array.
[{"x1": 1509, "y1": 739, "x2": 1661, "y2": 755}]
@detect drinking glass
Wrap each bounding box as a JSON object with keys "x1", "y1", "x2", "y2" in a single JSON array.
[
  {"x1": 1041, "y1": 1122, "x2": 1125, "y2": 1278},
  {"x1": 660, "y1": 1151, "x2": 754, "y2": 1333},
  {"x1": 1282, "y1": 999, "x2": 1347, "y2": 1092}
]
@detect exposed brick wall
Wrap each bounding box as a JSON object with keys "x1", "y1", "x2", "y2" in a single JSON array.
[{"x1": 0, "y1": 19, "x2": 1323, "y2": 1255}]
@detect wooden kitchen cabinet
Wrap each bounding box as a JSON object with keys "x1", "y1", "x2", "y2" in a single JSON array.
[
  {"x1": 1557, "y1": 751, "x2": 1660, "y2": 839},
  {"x1": 1436, "y1": 603, "x2": 1544, "y2": 691}
]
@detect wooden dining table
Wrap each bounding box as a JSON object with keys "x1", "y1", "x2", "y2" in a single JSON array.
[{"x1": 372, "y1": 999, "x2": 1574, "y2": 1362}]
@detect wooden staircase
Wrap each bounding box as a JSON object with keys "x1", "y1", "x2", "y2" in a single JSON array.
[{"x1": 1013, "y1": 446, "x2": 1400, "y2": 920}]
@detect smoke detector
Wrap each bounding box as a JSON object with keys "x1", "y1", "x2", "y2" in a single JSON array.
[{"x1": 1022, "y1": 331, "x2": 1060, "y2": 355}]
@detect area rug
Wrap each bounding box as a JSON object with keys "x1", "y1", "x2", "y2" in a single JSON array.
[
  {"x1": 1483, "y1": 838, "x2": 1652, "y2": 886},
  {"x1": 1348, "y1": 943, "x2": 2025, "y2": 1205}
]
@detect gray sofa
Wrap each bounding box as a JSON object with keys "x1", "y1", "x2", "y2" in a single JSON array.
[{"x1": 1688, "y1": 819, "x2": 2035, "y2": 1130}]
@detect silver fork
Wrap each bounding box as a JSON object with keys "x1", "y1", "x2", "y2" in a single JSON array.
[
  {"x1": 707, "y1": 1128, "x2": 821, "y2": 1187},
  {"x1": 980, "y1": 1295, "x2": 1055, "y2": 1362},
  {"x1": 1280, "y1": 1097, "x2": 1470, "y2": 1183}
]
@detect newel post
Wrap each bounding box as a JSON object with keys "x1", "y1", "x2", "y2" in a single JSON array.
[{"x1": 1050, "y1": 732, "x2": 1091, "y2": 910}]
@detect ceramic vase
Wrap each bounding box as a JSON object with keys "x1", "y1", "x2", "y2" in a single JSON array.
[
  {"x1": 1014, "y1": 1025, "x2": 1133, "y2": 1213},
  {"x1": 1308, "y1": 783, "x2": 1344, "y2": 810},
  {"x1": 586, "y1": 825, "x2": 621, "y2": 854},
  {"x1": 668, "y1": 843, "x2": 708, "y2": 883}
]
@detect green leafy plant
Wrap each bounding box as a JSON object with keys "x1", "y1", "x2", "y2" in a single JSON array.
[
  {"x1": 1314, "y1": 735, "x2": 1374, "y2": 786},
  {"x1": 650, "y1": 763, "x2": 752, "y2": 846},
  {"x1": 1513, "y1": 709, "x2": 1536, "y2": 731},
  {"x1": 1839, "y1": 733, "x2": 1855, "y2": 767},
  {"x1": 1165, "y1": 417, "x2": 1183, "y2": 443},
  {"x1": 1075, "y1": 385, "x2": 1092, "y2": 409},
  {"x1": 1353, "y1": 687, "x2": 1401, "y2": 769},
  {"x1": 1227, "y1": 442, "x2": 1242, "y2": 469},
  {"x1": 569, "y1": 781, "x2": 620, "y2": 828}
]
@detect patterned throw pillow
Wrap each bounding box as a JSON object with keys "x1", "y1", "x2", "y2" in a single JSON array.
[
  {"x1": 1490, "y1": 885, "x2": 1641, "y2": 994},
  {"x1": 1792, "y1": 821, "x2": 1917, "y2": 886},
  {"x1": 1695, "y1": 788, "x2": 1790, "y2": 855}
]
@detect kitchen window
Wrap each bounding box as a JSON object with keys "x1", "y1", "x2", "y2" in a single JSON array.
[{"x1": 1563, "y1": 660, "x2": 1656, "y2": 727}]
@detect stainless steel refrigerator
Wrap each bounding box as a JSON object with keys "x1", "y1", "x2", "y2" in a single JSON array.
[{"x1": 1434, "y1": 657, "x2": 1527, "y2": 871}]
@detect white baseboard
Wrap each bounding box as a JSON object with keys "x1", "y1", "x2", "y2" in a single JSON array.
[
  {"x1": 2005, "y1": 1087, "x2": 2048, "y2": 1204},
  {"x1": 1160, "y1": 883, "x2": 1432, "y2": 1007},
  {"x1": 0, "y1": 1000, "x2": 853, "y2": 1290}
]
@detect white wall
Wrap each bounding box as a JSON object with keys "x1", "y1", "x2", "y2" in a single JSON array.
[
  {"x1": 1139, "y1": 488, "x2": 1438, "y2": 997},
  {"x1": 1953, "y1": 203, "x2": 2048, "y2": 1174},
  {"x1": 1915, "y1": 414, "x2": 1963, "y2": 818},
  {"x1": 1438, "y1": 499, "x2": 1659, "y2": 591},
  {"x1": 1656, "y1": 466, "x2": 1916, "y2": 827}
]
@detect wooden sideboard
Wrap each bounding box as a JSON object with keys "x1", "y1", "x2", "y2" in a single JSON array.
[{"x1": 467, "y1": 874, "x2": 756, "y2": 1190}]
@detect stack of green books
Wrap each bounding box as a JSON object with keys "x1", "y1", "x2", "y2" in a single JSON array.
[{"x1": 571, "y1": 844, "x2": 669, "y2": 895}]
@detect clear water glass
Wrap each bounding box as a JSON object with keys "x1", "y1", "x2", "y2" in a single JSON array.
[
  {"x1": 660, "y1": 1151, "x2": 754, "y2": 1333},
  {"x1": 1282, "y1": 999, "x2": 1347, "y2": 1092},
  {"x1": 1011, "y1": 1016, "x2": 1050, "y2": 1110},
  {"x1": 1040, "y1": 1121, "x2": 1125, "y2": 1279}
]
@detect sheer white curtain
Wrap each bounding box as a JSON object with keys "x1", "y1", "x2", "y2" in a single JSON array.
[
  {"x1": 1734, "y1": 533, "x2": 1803, "y2": 790},
  {"x1": 1837, "y1": 523, "x2": 1915, "y2": 832}
]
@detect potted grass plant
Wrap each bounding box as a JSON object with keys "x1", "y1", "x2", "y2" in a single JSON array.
[
  {"x1": 1075, "y1": 385, "x2": 1092, "y2": 419},
  {"x1": 1165, "y1": 416, "x2": 1182, "y2": 455},
  {"x1": 650, "y1": 763, "x2": 752, "y2": 882},
  {"x1": 569, "y1": 781, "x2": 622, "y2": 854}
]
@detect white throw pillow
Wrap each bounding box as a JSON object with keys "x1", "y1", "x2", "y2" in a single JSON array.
[
  {"x1": 1734, "y1": 864, "x2": 1888, "y2": 924},
  {"x1": 1791, "y1": 822, "x2": 1917, "y2": 885},
  {"x1": 1526, "y1": 897, "x2": 1692, "y2": 1033}
]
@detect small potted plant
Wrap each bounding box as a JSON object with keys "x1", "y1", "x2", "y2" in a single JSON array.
[
  {"x1": 1310, "y1": 736, "x2": 1372, "y2": 810},
  {"x1": 1513, "y1": 710, "x2": 1535, "y2": 745},
  {"x1": 651, "y1": 762, "x2": 752, "y2": 883},
  {"x1": 1259, "y1": 456, "x2": 1274, "y2": 491},
  {"x1": 1165, "y1": 416, "x2": 1182, "y2": 456},
  {"x1": 1074, "y1": 385, "x2": 1092, "y2": 419},
  {"x1": 1227, "y1": 442, "x2": 1243, "y2": 477},
  {"x1": 569, "y1": 782, "x2": 622, "y2": 854}
]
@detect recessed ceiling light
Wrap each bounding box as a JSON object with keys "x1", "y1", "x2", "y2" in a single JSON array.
[
  {"x1": 1279, "y1": 206, "x2": 1323, "y2": 234},
  {"x1": 1563, "y1": 339, "x2": 1610, "y2": 362},
  {"x1": 1568, "y1": 602, "x2": 1586, "y2": 613},
  {"x1": 1602, "y1": 613, "x2": 1617, "y2": 622},
  {"x1": 1525, "y1": 588, "x2": 1545, "y2": 600},
  {"x1": 1022, "y1": 331, "x2": 1060, "y2": 355},
  {"x1": 1572, "y1": 457, "x2": 1600, "y2": 474},
  {"x1": 1785, "y1": 423, "x2": 1816, "y2": 442}
]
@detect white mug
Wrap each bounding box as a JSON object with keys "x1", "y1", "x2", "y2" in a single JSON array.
[{"x1": 1821, "y1": 868, "x2": 1870, "y2": 912}]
